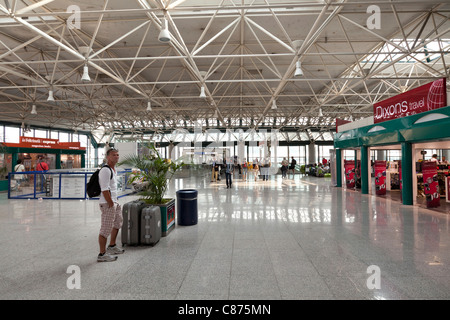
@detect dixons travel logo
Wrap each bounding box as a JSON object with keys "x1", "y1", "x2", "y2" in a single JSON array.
[{"x1": 374, "y1": 78, "x2": 446, "y2": 123}]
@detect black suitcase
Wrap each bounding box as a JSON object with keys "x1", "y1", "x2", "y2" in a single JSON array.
[
  {"x1": 121, "y1": 200, "x2": 146, "y2": 246},
  {"x1": 140, "y1": 206, "x2": 162, "y2": 246}
]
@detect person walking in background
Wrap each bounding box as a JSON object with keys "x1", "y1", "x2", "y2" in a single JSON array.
[
  {"x1": 225, "y1": 158, "x2": 234, "y2": 188},
  {"x1": 241, "y1": 158, "x2": 248, "y2": 181},
  {"x1": 13, "y1": 159, "x2": 26, "y2": 191},
  {"x1": 261, "y1": 158, "x2": 270, "y2": 181},
  {"x1": 36, "y1": 156, "x2": 49, "y2": 192},
  {"x1": 253, "y1": 159, "x2": 259, "y2": 181},
  {"x1": 211, "y1": 157, "x2": 217, "y2": 182},
  {"x1": 289, "y1": 156, "x2": 297, "y2": 177},
  {"x1": 213, "y1": 161, "x2": 219, "y2": 182},
  {"x1": 281, "y1": 157, "x2": 288, "y2": 179}
]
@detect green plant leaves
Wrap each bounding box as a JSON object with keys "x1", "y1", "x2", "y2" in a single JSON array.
[{"x1": 118, "y1": 142, "x2": 184, "y2": 204}]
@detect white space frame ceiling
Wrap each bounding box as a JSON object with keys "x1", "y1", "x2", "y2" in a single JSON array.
[{"x1": 0, "y1": 0, "x2": 449, "y2": 138}]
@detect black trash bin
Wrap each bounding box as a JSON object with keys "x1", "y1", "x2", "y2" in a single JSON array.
[{"x1": 176, "y1": 189, "x2": 198, "y2": 226}]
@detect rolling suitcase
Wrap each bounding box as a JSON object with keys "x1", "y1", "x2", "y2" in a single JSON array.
[
  {"x1": 140, "y1": 206, "x2": 162, "y2": 246},
  {"x1": 121, "y1": 200, "x2": 146, "y2": 246}
]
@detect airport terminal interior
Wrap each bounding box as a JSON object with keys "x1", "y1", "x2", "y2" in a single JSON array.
[{"x1": 1, "y1": 0, "x2": 450, "y2": 300}]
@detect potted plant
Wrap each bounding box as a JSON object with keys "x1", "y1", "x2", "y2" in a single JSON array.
[{"x1": 118, "y1": 142, "x2": 184, "y2": 236}]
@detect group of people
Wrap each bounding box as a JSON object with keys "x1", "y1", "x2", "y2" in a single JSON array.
[
  {"x1": 12, "y1": 156, "x2": 49, "y2": 191},
  {"x1": 430, "y1": 154, "x2": 449, "y2": 164},
  {"x1": 280, "y1": 156, "x2": 297, "y2": 178},
  {"x1": 211, "y1": 156, "x2": 298, "y2": 186}
]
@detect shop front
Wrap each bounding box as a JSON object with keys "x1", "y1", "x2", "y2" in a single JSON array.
[
  {"x1": 0, "y1": 137, "x2": 85, "y2": 192},
  {"x1": 334, "y1": 106, "x2": 450, "y2": 213}
]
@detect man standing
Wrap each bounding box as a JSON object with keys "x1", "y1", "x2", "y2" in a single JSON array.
[
  {"x1": 225, "y1": 158, "x2": 234, "y2": 189},
  {"x1": 290, "y1": 156, "x2": 297, "y2": 176},
  {"x1": 97, "y1": 148, "x2": 125, "y2": 262},
  {"x1": 36, "y1": 156, "x2": 49, "y2": 192}
]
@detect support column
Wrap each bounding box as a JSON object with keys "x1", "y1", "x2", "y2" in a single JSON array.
[
  {"x1": 308, "y1": 141, "x2": 316, "y2": 164},
  {"x1": 336, "y1": 148, "x2": 342, "y2": 188},
  {"x1": 401, "y1": 142, "x2": 413, "y2": 205},
  {"x1": 55, "y1": 153, "x2": 61, "y2": 169},
  {"x1": 361, "y1": 146, "x2": 369, "y2": 195},
  {"x1": 81, "y1": 153, "x2": 85, "y2": 169}
]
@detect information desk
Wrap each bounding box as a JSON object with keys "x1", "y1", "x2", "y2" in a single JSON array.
[{"x1": 8, "y1": 168, "x2": 133, "y2": 200}]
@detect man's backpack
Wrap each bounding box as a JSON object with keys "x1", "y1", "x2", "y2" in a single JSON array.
[{"x1": 86, "y1": 165, "x2": 113, "y2": 198}]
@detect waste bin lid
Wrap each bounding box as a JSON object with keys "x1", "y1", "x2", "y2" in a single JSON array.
[{"x1": 176, "y1": 189, "x2": 198, "y2": 197}]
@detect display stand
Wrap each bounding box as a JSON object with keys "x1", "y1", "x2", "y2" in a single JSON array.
[
  {"x1": 374, "y1": 160, "x2": 387, "y2": 195},
  {"x1": 422, "y1": 161, "x2": 440, "y2": 208}
]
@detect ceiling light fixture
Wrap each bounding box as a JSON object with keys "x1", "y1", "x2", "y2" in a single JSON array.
[
  {"x1": 158, "y1": 17, "x2": 171, "y2": 43},
  {"x1": 319, "y1": 107, "x2": 323, "y2": 117},
  {"x1": 47, "y1": 89, "x2": 55, "y2": 101},
  {"x1": 81, "y1": 63, "x2": 91, "y2": 82},
  {"x1": 147, "y1": 100, "x2": 152, "y2": 111},
  {"x1": 271, "y1": 100, "x2": 277, "y2": 109},
  {"x1": 294, "y1": 60, "x2": 303, "y2": 77},
  {"x1": 31, "y1": 104, "x2": 37, "y2": 114},
  {"x1": 200, "y1": 86, "x2": 206, "y2": 99}
]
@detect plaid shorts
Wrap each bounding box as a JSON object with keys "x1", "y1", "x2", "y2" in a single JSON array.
[{"x1": 99, "y1": 203, "x2": 123, "y2": 238}]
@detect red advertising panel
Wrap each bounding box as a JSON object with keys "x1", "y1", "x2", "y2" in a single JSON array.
[
  {"x1": 447, "y1": 177, "x2": 450, "y2": 203},
  {"x1": 374, "y1": 78, "x2": 447, "y2": 123},
  {"x1": 344, "y1": 160, "x2": 355, "y2": 189},
  {"x1": 336, "y1": 118, "x2": 351, "y2": 132},
  {"x1": 4, "y1": 137, "x2": 85, "y2": 150},
  {"x1": 422, "y1": 161, "x2": 440, "y2": 208},
  {"x1": 374, "y1": 160, "x2": 387, "y2": 195}
]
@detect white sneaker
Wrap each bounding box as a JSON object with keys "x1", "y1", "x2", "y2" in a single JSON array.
[
  {"x1": 106, "y1": 245, "x2": 125, "y2": 255},
  {"x1": 97, "y1": 252, "x2": 118, "y2": 262}
]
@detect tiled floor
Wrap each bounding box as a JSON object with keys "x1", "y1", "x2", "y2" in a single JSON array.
[{"x1": 1, "y1": 172, "x2": 450, "y2": 300}]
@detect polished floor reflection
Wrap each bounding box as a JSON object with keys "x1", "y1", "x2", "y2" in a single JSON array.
[{"x1": 1, "y1": 172, "x2": 450, "y2": 300}]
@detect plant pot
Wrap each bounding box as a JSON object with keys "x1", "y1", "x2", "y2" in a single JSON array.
[
  {"x1": 154, "y1": 198, "x2": 176, "y2": 237},
  {"x1": 0, "y1": 179, "x2": 8, "y2": 192}
]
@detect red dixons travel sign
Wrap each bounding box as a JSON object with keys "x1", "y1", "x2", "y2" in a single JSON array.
[{"x1": 373, "y1": 78, "x2": 447, "y2": 124}]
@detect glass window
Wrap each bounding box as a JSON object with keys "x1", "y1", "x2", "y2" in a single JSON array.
[
  {"x1": 387, "y1": 150, "x2": 401, "y2": 161},
  {"x1": 275, "y1": 146, "x2": 288, "y2": 166},
  {"x1": 23, "y1": 128, "x2": 33, "y2": 137},
  {"x1": 50, "y1": 131, "x2": 59, "y2": 140},
  {"x1": 34, "y1": 129, "x2": 47, "y2": 138},
  {"x1": 80, "y1": 135, "x2": 88, "y2": 148},
  {"x1": 5, "y1": 126, "x2": 20, "y2": 143},
  {"x1": 319, "y1": 145, "x2": 334, "y2": 162},
  {"x1": 343, "y1": 150, "x2": 356, "y2": 160},
  {"x1": 423, "y1": 149, "x2": 437, "y2": 161},
  {"x1": 59, "y1": 132, "x2": 69, "y2": 142}
]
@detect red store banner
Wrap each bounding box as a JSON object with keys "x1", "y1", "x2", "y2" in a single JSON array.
[
  {"x1": 374, "y1": 78, "x2": 447, "y2": 123},
  {"x1": 422, "y1": 161, "x2": 440, "y2": 208},
  {"x1": 374, "y1": 160, "x2": 387, "y2": 195},
  {"x1": 344, "y1": 160, "x2": 355, "y2": 189},
  {"x1": 4, "y1": 137, "x2": 85, "y2": 150}
]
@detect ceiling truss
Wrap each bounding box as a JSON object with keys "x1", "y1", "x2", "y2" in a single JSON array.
[{"x1": 0, "y1": 0, "x2": 448, "y2": 142}]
